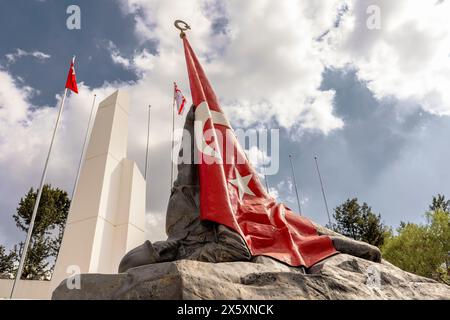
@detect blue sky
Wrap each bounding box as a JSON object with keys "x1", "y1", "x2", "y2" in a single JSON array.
[
  {"x1": 0, "y1": 0, "x2": 139, "y2": 105},
  {"x1": 1, "y1": 0, "x2": 449, "y2": 247}
]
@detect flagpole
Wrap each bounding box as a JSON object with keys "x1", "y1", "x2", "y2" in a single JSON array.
[
  {"x1": 145, "y1": 105, "x2": 151, "y2": 180},
  {"x1": 288, "y1": 154, "x2": 302, "y2": 215},
  {"x1": 314, "y1": 156, "x2": 332, "y2": 227},
  {"x1": 70, "y1": 94, "x2": 96, "y2": 201},
  {"x1": 170, "y1": 93, "x2": 175, "y2": 188},
  {"x1": 10, "y1": 88, "x2": 69, "y2": 299}
]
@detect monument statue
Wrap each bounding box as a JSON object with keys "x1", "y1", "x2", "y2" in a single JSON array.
[
  {"x1": 51, "y1": 22, "x2": 450, "y2": 301},
  {"x1": 119, "y1": 104, "x2": 381, "y2": 273},
  {"x1": 52, "y1": 100, "x2": 450, "y2": 300},
  {"x1": 118, "y1": 22, "x2": 381, "y2": 274}
]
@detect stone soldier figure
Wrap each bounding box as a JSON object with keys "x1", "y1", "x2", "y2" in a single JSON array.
[{"x1": 118, "y1": 105, "x2": 381, "y2": 273}]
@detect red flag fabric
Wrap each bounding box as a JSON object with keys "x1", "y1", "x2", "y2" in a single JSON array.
[
  {"x1": 65, "y1": 57, "x2": 78, "y2": 94},
  {"x1": 182, "y1": 36, "x2": 337, "y2": 267},
  {"x1": 174, "y1": 82, "x2": 187, "y2": 114}
]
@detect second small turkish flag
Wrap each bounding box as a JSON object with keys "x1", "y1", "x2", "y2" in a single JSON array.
[{"x1": 65, "y1": 56, "x2": 78, "y2": 94}]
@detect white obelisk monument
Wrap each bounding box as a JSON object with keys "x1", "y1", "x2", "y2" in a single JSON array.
[{"x1": 51, "y1": 90, "x2": 146, "y2": 292}]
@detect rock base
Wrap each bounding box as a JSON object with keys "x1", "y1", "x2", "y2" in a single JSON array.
[{"x1": 52, "y1": 254, "x2": 450, "y2": 300}]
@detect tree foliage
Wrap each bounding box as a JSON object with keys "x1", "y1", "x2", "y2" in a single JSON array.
[
  {"x1": 0, "y1": 245, "x2": 17, "y2": 279},
  {"x1": 429, "y1": 194, "x2": 450, "y2": 212},
  {"x1": 382, "y1": 196, "x2": 450, "y2": 284},
  {"x1": 0, "y1": 184, "x2": 70, "y2": 280},
  {"x1": 331, "y1": 198, "x2": 389, "y2": 247}
]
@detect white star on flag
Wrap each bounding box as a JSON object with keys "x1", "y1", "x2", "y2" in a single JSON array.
[{"x1": 229, "y1": 168, "x2": 255, "y2": 201}]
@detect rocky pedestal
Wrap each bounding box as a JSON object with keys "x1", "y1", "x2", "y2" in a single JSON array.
[{"x1": 52, "y1": 253, "x2": 450, "y2": 300}]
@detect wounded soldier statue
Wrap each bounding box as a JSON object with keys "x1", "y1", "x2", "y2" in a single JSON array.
[{"x1": 119, "y1": 34, "x2": 381, "y2": 274}]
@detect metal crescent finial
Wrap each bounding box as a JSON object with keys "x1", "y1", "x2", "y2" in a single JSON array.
[{"x1": 174, "y1": 20, "x2": 191, "y2": 38}]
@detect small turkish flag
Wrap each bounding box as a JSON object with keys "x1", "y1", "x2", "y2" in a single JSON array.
[
  {"x1": 65, "y1": 56, "x2": 78, "y2": 94},
  {"x1": 174, "y1": 82, "x2": 187, "y2": 114},
  {"x1": 182, "y1": 36, "x2": 337, "y2": 267}
]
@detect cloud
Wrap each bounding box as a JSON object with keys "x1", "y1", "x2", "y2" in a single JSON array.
[
  {"x1": 267, "y1": 68, "x2": 450, "y2": 228},
  {"x1": 274, "y1": 179, "x2": 300, "y2": 208},
  {"x1": 106, "y1": 40, "x2": 155, "y2": 75},
  {"x1": 5, "y1": 48, "x2": 51, "y2": 63},
  {"x1": 118, "y1": 0, "x2": 345, "y2": 135},
  {"x1": 106, "y1": 41, "x2": 132, "y2": 69},
  {"x1": 146, "y1": 213, "x2": 166, "y2": 242},
  {"x1": 0, "y1": 69, "x2": 33, "y2": 125},
  {"x1": 321, "y1": 0, "x2": 450, "y2": 116},
  {"x1": 111, "y1": 52, "x2": 132, "y2": 69},
  {"x1": 245, "y1": 146, "x2": 270, "y2": 170},
  {"x1": 120, "y1": 0, "x2": 450, "y2": 122}
]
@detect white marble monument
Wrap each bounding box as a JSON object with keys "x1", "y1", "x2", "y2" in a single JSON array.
[{"x1": 50, "y1": 90, "x2": 147, "y2": 292}]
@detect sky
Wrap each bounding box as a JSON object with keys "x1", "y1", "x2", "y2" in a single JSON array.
[{"x1": 0, "y1": 0, "x2": 449, "y2": 248}]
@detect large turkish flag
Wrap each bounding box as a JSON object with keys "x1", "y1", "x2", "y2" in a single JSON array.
[{"x1": 182, "y1": 36, "x2": 337, "y2": 267}]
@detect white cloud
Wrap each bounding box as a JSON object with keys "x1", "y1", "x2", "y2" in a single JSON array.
[
  {"x1": 118, "y1": 0, "x2": 345, "y2": 135},
  {"x1": 274, "y1": 180, "x2": 297, "y2": 206},
  {"x1": 245, "y1": 146, "x2": 270, "y2": 170},
  {"x1": 106, "y1": 41, "x2": 155, "y2": 75},
  {"x1": 5, "y1": 48, "x2": 51, "y2": 63},
  {"x1": 146, "y1": 213, "x2": 167, "y2": 242},
  {"x1": 322, "y1": 0, "x2": 450, "y2": 116},
  {"x1": 132, "y1": 49, "x2": 155, "y2": 72},
  {"x1": 0, "y1": 69, "x2": 32, "y2": 126},
  {"x1": 111, "y1": 53, "x2": 132, "y2": 69},
  {"x1": 107, "y1": 41, "x2": 132, "y2": 69},
  {"x1": 119, "y1": 0, "x2": 450, "y2": 125}
]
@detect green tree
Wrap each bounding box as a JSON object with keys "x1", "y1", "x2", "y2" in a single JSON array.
[
  {"x1": 0, "y1": 245, "x2": 17, "y2": 279},
  {"x1": 382, "y1": 196, "x2": 450, "y2": 284},
  {"x1": 11, "y1": 184, "x2": 70, "y2": 280},
  {"x1": 331, "y1": 198, "x2": 389, "y2": 247},
  {"x1": 429, "y1": 194, "x2": 450, "y2": 212}
]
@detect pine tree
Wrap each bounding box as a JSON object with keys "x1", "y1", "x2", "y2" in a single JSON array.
[
  {"x1": 11, "y1": 184, "x2": 70, "y2": 280},
  {"x1": 429, "y1": 194, "x2": 450, "y2": 213},
  {"x1": 331, "y1": 198, "x2": 389, "y2": 247},
  {"x1": 0, "y1": 245, "x2": 17, "y2": 279}
]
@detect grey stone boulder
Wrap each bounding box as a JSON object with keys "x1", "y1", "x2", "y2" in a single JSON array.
[{"x1": 52, "y1": 253, "x2": 450, "y2": 300}]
